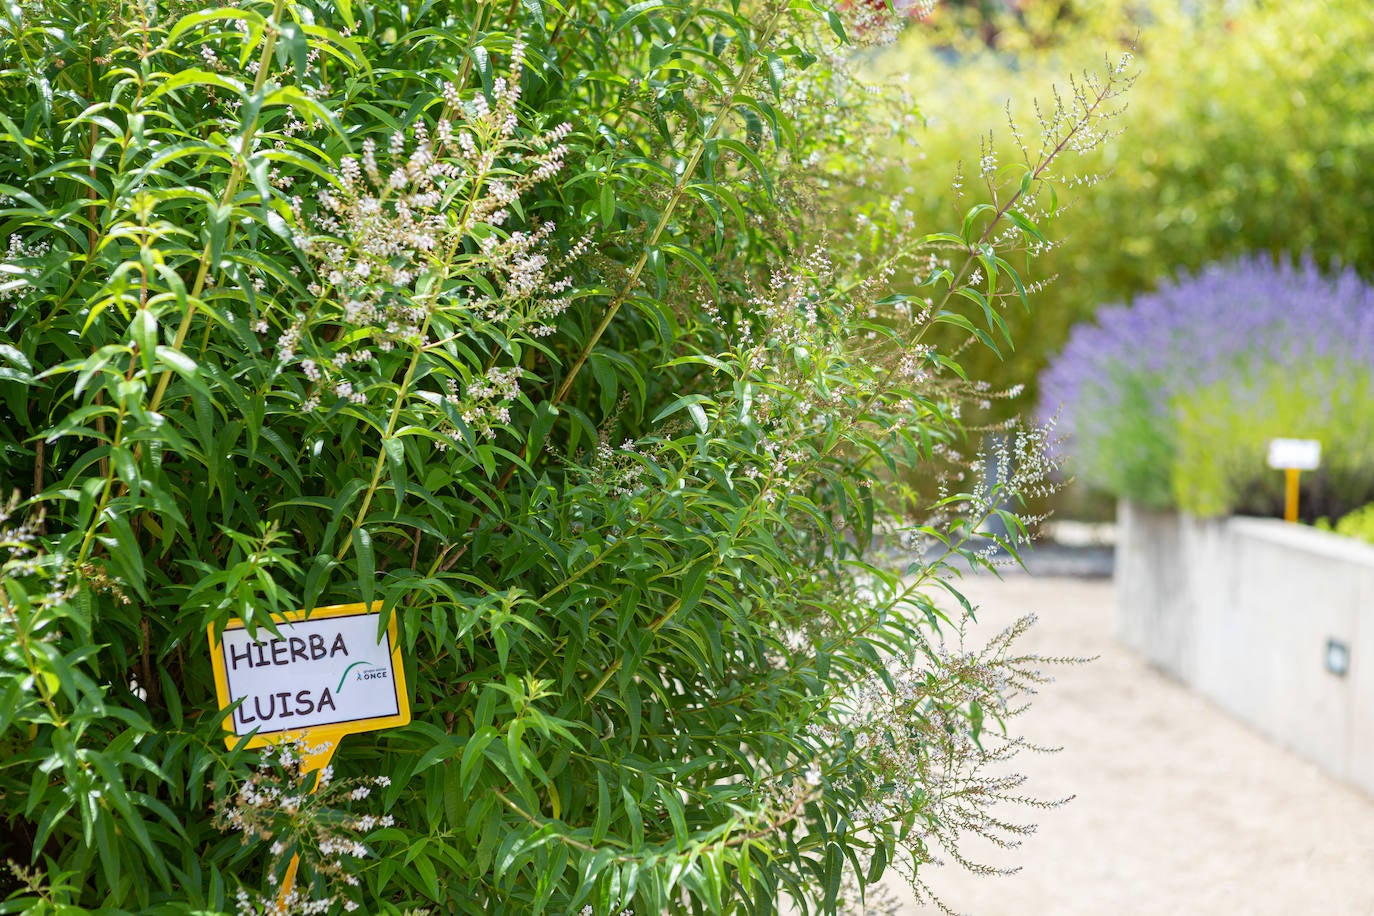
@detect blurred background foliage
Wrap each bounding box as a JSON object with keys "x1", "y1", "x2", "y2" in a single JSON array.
[
  {"x1": 879, "y1": 0, "x2": 1374, "y2": 407},
  {"x1": 872, "y1": 0, "x2": 1374, "y2": 519}
]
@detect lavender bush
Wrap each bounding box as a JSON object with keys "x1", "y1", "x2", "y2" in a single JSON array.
[{"x1": 1040, "y1": 256, "x2": 1374, "y2": 517}]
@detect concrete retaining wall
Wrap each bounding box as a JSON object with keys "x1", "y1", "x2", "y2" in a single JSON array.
[{"x1": 1117, "y1": 501, "x2": 1374, "y2": 796}]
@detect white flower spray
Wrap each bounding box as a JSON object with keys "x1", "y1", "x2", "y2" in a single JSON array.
[
  {"x1": 265, "y1": 40, "x2": 586, "y2": 452},
  {"x1": 212, "y1": 737, "x2": 401, "y2": 915}
]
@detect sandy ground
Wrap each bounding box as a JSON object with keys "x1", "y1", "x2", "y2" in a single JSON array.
[{"x1": 879, "y1": 575, "x2": 1374, "y2": 915}]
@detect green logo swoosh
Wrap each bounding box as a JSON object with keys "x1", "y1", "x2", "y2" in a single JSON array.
[{"x1": 337, "y1": 661, "x2": 371, "y2": 692}]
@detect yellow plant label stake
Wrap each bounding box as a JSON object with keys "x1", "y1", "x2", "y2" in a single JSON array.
[
  {"x1": 1283, "y1": 467, "x2": 1301, "y2": 523},
  {"x1": 1266, "y1": 438, "x2": 1321, "y2": 524},
  {"x1": 208, "y1": 601, "x2": 411, "y2": 905}
]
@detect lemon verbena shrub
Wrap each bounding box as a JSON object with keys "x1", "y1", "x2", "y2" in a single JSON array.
[{"x1": 0, "y1": 0, "x2": 1129, "y2": 912}]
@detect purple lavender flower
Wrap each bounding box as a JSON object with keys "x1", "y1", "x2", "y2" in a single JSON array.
[{"x1": 1039, "y1": 255, "x2": 1374, "y2": 504}]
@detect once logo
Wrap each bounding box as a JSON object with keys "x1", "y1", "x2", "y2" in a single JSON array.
[{"x1": 337, "y1": 661, "x2": 392, "y2": 691}]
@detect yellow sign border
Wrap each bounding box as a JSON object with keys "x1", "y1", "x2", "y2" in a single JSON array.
[{"x1": 207, "y1": 601, "x2": 411, "y2": 751}]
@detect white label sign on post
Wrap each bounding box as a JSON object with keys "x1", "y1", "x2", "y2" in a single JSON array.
[
  {"x1": 1267, "y1": 438, "x2": 1321, "y2": 471},
  {"x1": 209, "y1": 602, "x2": 410, "y2": 747}
]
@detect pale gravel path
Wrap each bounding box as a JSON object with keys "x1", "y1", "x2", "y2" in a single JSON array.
[{"x1": 880, "y1": 575, "x2": 1374, "y2": 915}]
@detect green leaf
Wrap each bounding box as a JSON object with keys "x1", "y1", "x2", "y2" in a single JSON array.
[
  {"x1": 599, "y1": 180, "x2": 616, "y2": 229},
  {"x1": 658, "y1": 243, "x2": 719, "y2": 296},
  {"x1": 154, "y1": 346, "x2": 211, "y2": 399},
  {"x1": 461, "y1": 727, "x2": 499, "y2": 796},
  {"x1": 614, "y1": 0, "x2": 666, "y2": 32},
  {"x1": 383, "y1": 436, "x2": 407, "y2": 506},
  {"x1": 825, "y1": 10, "x2": 847, "y2": 42},
  {"x1": 687, "y1": 403, "x2": 709, "y2": 434},
  {"x1": 206, "y1": 201, "x2": 232, "y2": 264},
  {"x1": 353, "y1": 527, "x2": 375, "y2": 609},
  {"x1": 145, "y1": 68, "x2": 247, "y2": 103},
  {"x1": 961, "y1": 202, "x2": 998, "y2": 244},
  {"x1": 1007, "y1": 208, "x2": 1047, "y2": 243},
  {"x1": 765, "y1": 53, "x2": 785, "y2": 97},
  {"x1": 0, "y1": 344, "x2": 33, "y2": 380},
  {"x1": 651, "y1": 394, "x2": 713, "y2": 426},
  {"x1": 129, "y1": 311, "x2": 158, "y2": 375},
  {"x1": 520, "y1": 0, "x2": 546, "y2": 30},
  {"x1": 165, "y1": 7, "x2": 258, "y2": 46},
  {"x1": 471, "y1": 45, "x2": 494, "y2": 97},
  {"x1": 867, "y1": 841, "x2": 888, "y2": 883}
]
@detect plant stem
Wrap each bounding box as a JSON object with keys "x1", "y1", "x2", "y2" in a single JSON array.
[
  {"x1": 147, "y1": 0, "x2": 287, "y2": 416},
  {"x1": 486, "y1": 0, "x2": 791, "y2": 502},
  {"x1": 549, "y1": 3, "x2": 789, "y2": 414}
]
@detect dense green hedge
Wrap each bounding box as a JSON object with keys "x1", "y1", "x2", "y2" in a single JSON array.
[{"x1": 0, "y1": 1, "x2": 1127, "y2": 913}]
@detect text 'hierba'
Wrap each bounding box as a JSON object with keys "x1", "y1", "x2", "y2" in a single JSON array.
[{"x1": 228, "y1": 633, "x2": 350, "y2": 670}]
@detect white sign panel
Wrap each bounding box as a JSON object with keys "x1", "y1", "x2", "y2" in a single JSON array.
[
  {"x1": 1267, "y1": 438, "x2": 1321, "y2": 471},
  {"x1": 211, "y1": 603, "x2": 408, "y2": 741}
]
